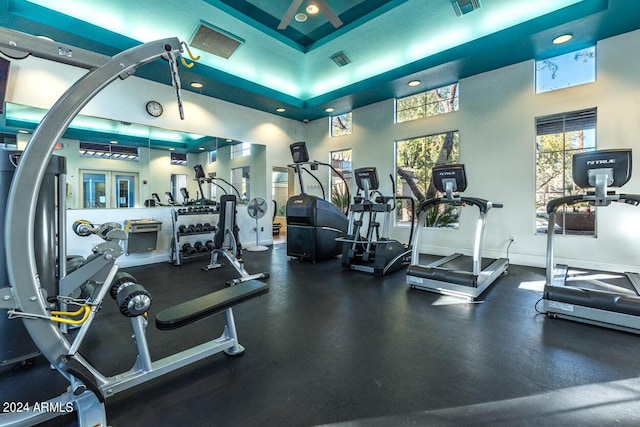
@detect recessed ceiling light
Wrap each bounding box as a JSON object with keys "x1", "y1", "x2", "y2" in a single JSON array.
[
  {"x1": 325, "y1": 107, "x2": 334, "y2": 113},
  {"x1": 408, "y1": 80, "x2": 421, "y2": 87},
  {"x1": 276, "y1": 108, "x2": 286, "y2": 113},
  {"x1": 18, "y1": 129, "x2": 29, "y2": 134},
  {"x1": 169, "y1": 148, "x2": 175, "y2": 151},
  {"x1": 553, "y1": 34, "x2": 573, "y2": 44},
  {"x1": 306, "y1": 4, "x2": 319, "y2": 14},
  {"x1": 226, "y1": 139, "x2": 232, "y2": 142},
  {"x1": 190, "y1": 82, "x2": 204, "y2": 88},
  {"x1": 110, "y1": 140, "x2": 118, "y2": 144},
  {"x1": 295, "y1": 13, "x2": 308, "y2": 22},
  {"x1": 36, "y1": 35, "x2": 54, "y2": 42},
  {"x1": 198, "y1": 147, "x2": 205, "y2": 150}
]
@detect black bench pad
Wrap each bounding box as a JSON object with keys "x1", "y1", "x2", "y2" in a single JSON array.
[{"x1": 155, "y1": 280, "x2": 268, "y2": 330}]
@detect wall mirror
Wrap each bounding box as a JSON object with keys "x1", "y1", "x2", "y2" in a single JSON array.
[{"x1": 1, "y1": 102, "x2": 267, "y2": 209}]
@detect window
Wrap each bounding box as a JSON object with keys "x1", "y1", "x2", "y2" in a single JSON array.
[
  {"x1": 396, "y1": 131, "x2": 459, "y2": 227},
  {"x1": 231, "y1": 166, "x2": 250, "y2": 202},
  {"x1": 209, "y1": 150, "x2": 217, "y2": 163},
  {"x1": 79, "y1": 142, "x2": 139, "y2": 161},
  {"x1": 170, "y1": 152, "x2": 187, "y2": 166},
  {"x1": 331, "y1": 112, "x2": 352, "y2": 137},
  {"x1": 536, "y1": 46, "x2": 596, "y2": 93},
  {"x1": 330, "y1": 149, "x2": 352, "y2": 213},
  {"x1": 231, "y1": 142, "x2": 251, "y2": 159},
  {"x1": 535, "y1": 108, "x2": 596, "y2": 235},
  {"x1": 170, "y1": 174, "x2": 188, "y2": 204},
  {"x1": 396, "y1": 83, "x2": 459, "y2": 123}
]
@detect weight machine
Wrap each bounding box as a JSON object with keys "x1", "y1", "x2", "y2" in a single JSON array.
[
  {"x1": 0, "y1": 28, "x2": 268, "y2": 427},
  {"x1": 203, "y1": 194, "x2": 270, "y2": 285}
]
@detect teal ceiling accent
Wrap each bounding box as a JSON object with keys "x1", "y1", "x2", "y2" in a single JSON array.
[{"x1": 1, "y1": 0, "x2": 639, "y2": 121}]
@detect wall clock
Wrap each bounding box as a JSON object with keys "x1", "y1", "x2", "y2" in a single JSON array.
[{"x1": 145, "y1": 100, "x2": 163, "y2": 117}]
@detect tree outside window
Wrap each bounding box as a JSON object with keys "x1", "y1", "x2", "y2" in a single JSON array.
[
  {"x1": 535, "y1": 109, "x2": 596, "y2": 235},
  {"x1": 396, "y1": 83, "x2": 459, "y2": 123},
  {"x1": 396, "y1": 131, "x2": 459, "y2": 227},
  {"x1": 331, "y1": 112, "x2": 352, "y2": 137},
  {"x1": 330, "y1": 149, "x2": 352, "y2": 214}
]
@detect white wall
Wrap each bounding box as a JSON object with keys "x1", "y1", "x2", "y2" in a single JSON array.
[{"x1": 305, "y1": 30, "x2": 640, "y2": 273}]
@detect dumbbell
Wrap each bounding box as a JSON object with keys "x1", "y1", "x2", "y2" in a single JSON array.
[
  {"x1": 187, "y1": 224, "x2": 196, "y2": 233},
  {"x1": 182, "y1": 243, "x2": 197, "y2": 255},
  {"x1": 194, "y1": 241, "x2": 208, "y2": 253},
  {"x1": 205, "y1": 240, "x2": 215, "y2": 250},
  {"x1": 202, "y1": 223, "x2": 211, "y2": 232},
  {"x1": 194, "y1": 223, "x2": 203, "y2": 232},
  {"x1": 178, "y1": 224, "x2": 187, "y2": 234}
]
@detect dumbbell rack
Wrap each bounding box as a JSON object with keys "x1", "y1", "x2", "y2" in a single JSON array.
[{"x1": 170, "y1": 207, "x2": 218, "y2": 265}]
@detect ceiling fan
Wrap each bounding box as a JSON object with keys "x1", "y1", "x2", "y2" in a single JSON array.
[{"x1": 277, "y1": 0, "x2": 344, "y2": 30}]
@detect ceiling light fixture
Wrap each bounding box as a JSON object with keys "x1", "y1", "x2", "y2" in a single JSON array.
[
  {"x1": 295, "y1": 13, "x2": 307, "y2": 22},
  {"x1": 306, "y1": 3, "x2": 320, "y2": 15},
  {"x1": 552, "y1": 34, "x2": 573, "y2": 44},
  {"x1": 325, "y1": 107, "x2": 334, "y2": 113},
  {"x1": 276, "y1": 108, "x2": 286, "y2": 113},
  {"x1": 198, "y1": 147, "x2": 205, "y2": 150},
  {"x1": 110, "y1": 140, "x2": 118, "y2": 144},
  {"x1": 408, "y1": 80, "x2": 421, "y2": 87},
  {"x1": 190, "y1": 82, "x2": 203, "y2": 88}
]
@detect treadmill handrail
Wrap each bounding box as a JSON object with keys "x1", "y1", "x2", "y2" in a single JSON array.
[
  {"x1": 547, "y1": 193, "x2": 640, "y2": 214},
  {"x1": 418, "y1": 196, "x2": 501, "y2": 214}
]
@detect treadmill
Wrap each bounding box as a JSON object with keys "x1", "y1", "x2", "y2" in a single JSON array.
[
  {"x1": 406, "y1": 164, "x2": 508, "y2": 300},
  {"x1": 543, "y1": 149, "x2": 640, "y2": 334}
]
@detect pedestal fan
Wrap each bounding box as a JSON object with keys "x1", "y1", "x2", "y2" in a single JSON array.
[{"x1": 246, "y1": 197, "x2": 269, "y2": 251}]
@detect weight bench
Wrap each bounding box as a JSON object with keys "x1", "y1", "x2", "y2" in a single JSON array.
[{"x1": 156, "y1": 280, "x2": 268, "y2": 330}]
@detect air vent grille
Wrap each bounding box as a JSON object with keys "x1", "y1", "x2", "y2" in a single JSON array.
[
  {"x1": 189, "y1": 21, "x2": 244, "y2": 59},
  {"x1": 451, "y1": 0, "x2": 481, "y2": 16},
  {"x1": 330, "y1": 52, "x2": 351, "y2": 67}
]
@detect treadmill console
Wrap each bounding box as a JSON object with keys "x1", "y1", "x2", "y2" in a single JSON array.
[
  {"x1": 432, "y1": 164, "x2": 468, "y2": 199},
  {"x1": 194, "y1": 164, "x2": 206, "y2": 179},
  {"x1": 290, "y1": 141, "x2": 310, "y2": 164},
  {"x1": 354, "y1": 167, "x2": 379, "y2": 191},
  {"x1": 573, "y1": 149, "x2": 632, "y2": 189}
]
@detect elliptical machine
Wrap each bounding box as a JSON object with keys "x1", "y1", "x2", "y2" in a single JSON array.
[
  {"x1": 338, "y1": 167, "x2": 415, "y2": 276},
  {"x1": 285, "y1": 142, "x2": 349, "y2": 262}
]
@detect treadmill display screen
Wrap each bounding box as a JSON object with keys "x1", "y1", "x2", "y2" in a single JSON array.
[
  {"x1": 432, "y1": 164, "x2": 468, "y2": 193},
  {"x1": 290, "y1": 141, "x2": 309, "y2": 164}
]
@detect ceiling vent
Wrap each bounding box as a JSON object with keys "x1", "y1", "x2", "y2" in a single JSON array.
[
  {"x1": 189, "y1": 21, "x2": 244, "y2": 59},
  {"x1": 451, "y1": 0, "x2": 481, "y2": 16},
  {"x1": 330, "y1": 52, "x2": 351, "y2": 67}
]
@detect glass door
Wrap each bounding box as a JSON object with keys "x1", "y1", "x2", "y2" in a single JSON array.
[
  {"x1": 116, "y1": 175, "x2": 135, "y2": 208},
  {"x1": 81, "y1": 170, "x2": 138, "y2": 208},
  {"x1": 82, "y1": 172, "x2": 108, "y2": 208}
]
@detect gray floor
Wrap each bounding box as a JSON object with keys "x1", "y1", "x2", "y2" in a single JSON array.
[{"x1": 3, "y1": 243, "x2": 640, "y2": 426}]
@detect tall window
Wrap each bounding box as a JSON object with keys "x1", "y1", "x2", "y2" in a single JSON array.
[
  {"x1": 331, "y1": 112, "x2": 352, "y2": 137},
  {"x1": 231, "y1": 142, "x2": 251, "y2": 159},
  {"x1": 535, "y1": 108, "x2": 596, "y2": 235},
  {"x1": 536, "y1": 46, "x2": 596, "y2": 93},
  {"x1": 330, "y1": 149, "x2": 352, "y2": 214},
  {"x1": 396, "y1": 83, "x2": 459, "y2": 123},
  {"x1": 396, "y1": 131, "x2": 459, "y2": 227}
]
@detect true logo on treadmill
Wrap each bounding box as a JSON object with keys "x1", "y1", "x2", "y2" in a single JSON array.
[{"x1": 587, "y1": 159, "x2": 615, "y2": 165}]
